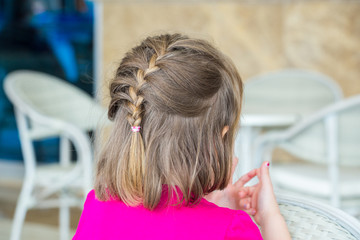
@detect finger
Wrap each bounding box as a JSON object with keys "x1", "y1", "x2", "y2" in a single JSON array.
[
  {"x1": 231, "y1": 157, "x2": 239, "y2": 179},
  {"x1": 239, "y1": 197, "x2": 252, "y2": 210},
  {"x1": 242, "y1": 209, "x2": 255, "y2": 216},
  {"x1": 248, "y1": 208, "x2": 257, "y2": 216},
  {"x1": 241, "y1": 206, "x2": 257, "y2": 216},
  {"x1": 234, "y1": 168, "x2": 258, "y2": 188},
  {"x1": 239, "y1": 189, "x2": 247, "y2": 198},
  {"x1": 240, "y1": 183, "x2": 259, "y2": 196},
  {"x1": 260, "y1": 161, "x2": 273, "y2": 188},
  {"x1": 251, "y1": 188, "x2": 258, "y2": 212},
  {"x1": 256, "y1": 167, "x2": 261, "y2": 180},
  {"x1": 239, "y1": 186, "x2": 250, "y2": 196},
  {"x1": 245, "y1": 185, "x2": 259, "y2": 197}
]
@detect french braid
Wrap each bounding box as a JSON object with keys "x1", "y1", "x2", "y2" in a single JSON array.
[
  {"x1": 126, "y1": 54, "x2": 160, "y2": 128},
  {"x1": 106, "y1": 49, "x2": 165, "y2": 204}
]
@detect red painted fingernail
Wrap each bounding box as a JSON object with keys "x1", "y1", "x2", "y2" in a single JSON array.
[{"x1": 267, "y1": 162, "x2": 270, "y2": 167}]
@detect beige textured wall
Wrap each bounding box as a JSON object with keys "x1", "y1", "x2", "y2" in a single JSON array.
[{"x1": 101, "y1": 1, "x2": 360, "y2": 100}]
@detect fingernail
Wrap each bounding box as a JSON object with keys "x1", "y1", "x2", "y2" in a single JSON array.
[
  {"x1": 267, "y1": 162, "x2": 270, "y2": 167},
  {"x1": 251, "y1": 209, "x2": 256, "y2": 215}
]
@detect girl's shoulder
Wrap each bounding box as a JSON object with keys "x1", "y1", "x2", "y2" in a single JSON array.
[{"x1": 73, "y1": 190, "x2": 262, "y2": 240}]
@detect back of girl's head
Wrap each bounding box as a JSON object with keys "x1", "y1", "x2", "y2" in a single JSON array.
[{"x1": 95, "y1": 33, "x2": 243, "y2": 210}]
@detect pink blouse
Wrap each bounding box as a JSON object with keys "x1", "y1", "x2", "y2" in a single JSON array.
[{"x1": 73, "y1": 190, "x2": 263, "y2": 240}]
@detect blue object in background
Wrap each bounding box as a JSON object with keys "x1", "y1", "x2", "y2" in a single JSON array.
[
  {"x1": 0, "y1": 0, "x2": 94, "y2": 162},
  {"x1": 30, "y1": 1, "x2": 94, "y2": 82}
]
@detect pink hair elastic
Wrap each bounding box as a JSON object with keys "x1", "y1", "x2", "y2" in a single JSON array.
[{"x1": 131, "y1": 126, "x2": 141, "y2": 132}]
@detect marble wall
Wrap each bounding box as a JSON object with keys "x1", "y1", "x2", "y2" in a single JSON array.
[{"x1": 101, "y1": 1, "x2": 360, "y2": 99}]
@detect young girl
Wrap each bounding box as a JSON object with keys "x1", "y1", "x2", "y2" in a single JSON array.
[{"x1": 73, "y1": 34, "x2": 291, "y2": 240}]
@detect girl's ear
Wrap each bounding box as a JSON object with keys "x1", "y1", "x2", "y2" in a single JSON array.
[{"x1": 222, "y1": 126, "x2": 229, "y2": 138}]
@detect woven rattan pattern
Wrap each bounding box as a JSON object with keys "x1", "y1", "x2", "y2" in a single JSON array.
[{"x1": 279, "y1": 203, "x2": 357, "y2": 240}]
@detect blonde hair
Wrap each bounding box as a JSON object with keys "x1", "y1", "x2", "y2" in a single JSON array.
[{"x1": 95, "y1": 34, "x2": 243, "y2": 210}]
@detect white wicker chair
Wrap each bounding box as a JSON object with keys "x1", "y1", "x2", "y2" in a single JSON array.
[
  {"x1": 277, "y1": 193, "x2": 360, "y2": 240},
  {"x1": 242, "y1": 68, "x2": 343, "y2": 116},
  {"x1": 255, "y1": 95, "x2": 360, "y2": 214},
  {"x1": 3, "y1": 70, "x2": 106, "y2": 240},
  {"x1": 233, "y1": 69, "x2": 343, "y2": 178}
]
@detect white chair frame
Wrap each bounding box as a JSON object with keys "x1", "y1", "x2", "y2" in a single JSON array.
[
  {"x1": 255, "y1": 95, "x2": 360, "y2": 211},
  {"x1": 4, "y1": 70, "x2": 105, "y2": 240},
  {"x1": 234, "y1": 69, "x2": 343, "y2": 177}
]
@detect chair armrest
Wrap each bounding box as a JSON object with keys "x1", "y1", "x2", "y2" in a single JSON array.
[
  {"x1": 276, "y1": 192, "x2": 360, "y2": 239},
  {"x1": 253, "y1": 130, "x2": 288, "y2": 167}
]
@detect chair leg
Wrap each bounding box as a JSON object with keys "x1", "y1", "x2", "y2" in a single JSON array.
[
  {"x1": 59, "y1": 191, "x2": 70, "y2": 240},
  {"x1": 10, "y1": 180, "x2": 33, "y2": 240},
  {"x1": 60, "y1": 137, "x2": 71, "y2": 167}
]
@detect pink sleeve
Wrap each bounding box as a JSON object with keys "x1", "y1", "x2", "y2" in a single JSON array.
[{"x1": 224, "y1": 211, "x2": 263, "y2": 240}]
